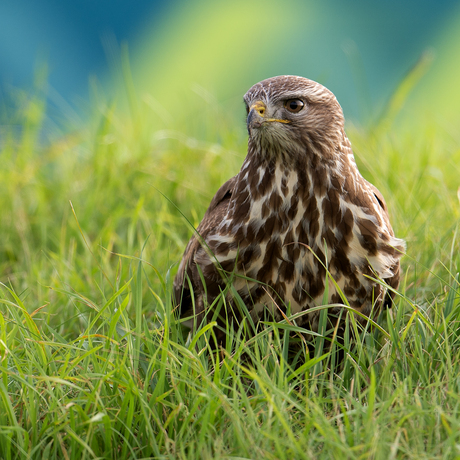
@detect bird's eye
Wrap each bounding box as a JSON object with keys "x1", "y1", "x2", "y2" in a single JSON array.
[{"x1": 284, "y1": 99, "x2": 304, "y2": 113}]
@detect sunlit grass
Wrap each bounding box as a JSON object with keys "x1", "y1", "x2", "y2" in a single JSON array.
[{"x1": 0, "y1": 69, "x2": 460, "y2": 459}]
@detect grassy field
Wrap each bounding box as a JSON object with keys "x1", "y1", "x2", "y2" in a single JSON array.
[{"x1": 1, "y1": 72, "x2": 460, "y2": 460}]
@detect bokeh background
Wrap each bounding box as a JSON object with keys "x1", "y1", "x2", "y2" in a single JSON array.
[
  {"x1": 1, "y1": 0, "x2": 460, "y2": 131},
  {"x1": 3, "y1": 3, "x2": 460, "y2": 456}
]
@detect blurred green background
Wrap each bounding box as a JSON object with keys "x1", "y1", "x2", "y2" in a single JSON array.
[{"x1": 1, "y1": 0, "x2": 460, "y2": 129}]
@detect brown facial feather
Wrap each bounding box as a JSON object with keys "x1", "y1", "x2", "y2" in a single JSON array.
[{"x1": 173, "y1": 75, "x2": 405, "y2": 340}]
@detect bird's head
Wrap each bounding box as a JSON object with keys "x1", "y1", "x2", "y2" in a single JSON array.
[{"x1": 244, "y1": 75, "x2": 346, "y2": 160}]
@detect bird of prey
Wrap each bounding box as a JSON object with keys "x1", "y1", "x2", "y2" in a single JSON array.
[{"x1": 174, "y1": 75, "x2": 405, "y2": 344}]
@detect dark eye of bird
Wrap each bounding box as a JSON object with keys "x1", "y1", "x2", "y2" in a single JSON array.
[{"x1": 285, "y1": 99, "x2": 304, "y2": 113}]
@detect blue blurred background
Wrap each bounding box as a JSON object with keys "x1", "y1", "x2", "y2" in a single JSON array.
[{"x1": 1, "y1": 0, "x2": 459, "y2": 125}]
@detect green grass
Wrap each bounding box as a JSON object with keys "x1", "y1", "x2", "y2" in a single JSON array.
[{"x1": 1, "y1": 72, "x2": 460, "y2": 459}]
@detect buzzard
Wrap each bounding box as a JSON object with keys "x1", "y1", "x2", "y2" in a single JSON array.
[{"x1": 174, "y1": 75, "x2": 405, "y2": 345}]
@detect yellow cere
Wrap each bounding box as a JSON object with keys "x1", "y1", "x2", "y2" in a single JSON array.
[
  {"x1": 250, "y1": 101, "x2": 266, "y2": 116},
  {"x1": 250, "y1": 101, "x2": 291, "y2": 123}
]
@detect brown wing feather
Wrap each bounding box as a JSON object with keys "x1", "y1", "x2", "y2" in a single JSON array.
[
  {"x1": 173, "y1": 175, "x2": 237, "y2": 318},
  {"x1": 368, "y1": 182, "x2": 388, "y2": 213},
  {"x1": 368, "y1": 182, "x2": 401, "y2": 307}
]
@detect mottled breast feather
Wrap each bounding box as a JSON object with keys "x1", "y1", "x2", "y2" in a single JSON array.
[{"x1": 173, "y1": 75, "x2": 405, "y2": 344}]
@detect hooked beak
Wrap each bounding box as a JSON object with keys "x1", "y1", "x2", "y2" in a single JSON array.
[{"x1": 246, "y1": 101, "x2": 290, "y2": 133}]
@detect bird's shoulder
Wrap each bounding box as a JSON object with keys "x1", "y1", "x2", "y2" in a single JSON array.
[
  {"x1": 173, "y1": 175, "x2": 237, "y2": 308},
  {"x1": 199, "y1": 175, "x2": 237, "y2": 227}
]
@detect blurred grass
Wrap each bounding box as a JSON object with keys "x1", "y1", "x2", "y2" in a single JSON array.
[{"x1": 0, "y1": 61, "x2": 460, "y2": 459}]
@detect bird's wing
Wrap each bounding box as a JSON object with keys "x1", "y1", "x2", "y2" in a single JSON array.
[
  {"x1": 173, "y1": 175, "x2": 238, "y2": 318},
  {"x1": 369, "y1": 184, "x2": 387, "y2": 212},
  {"x1": 366, "y1": 182, "x2": 404, "y2": 304}
]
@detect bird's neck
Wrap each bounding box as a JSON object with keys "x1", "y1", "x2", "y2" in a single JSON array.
[
  {"x1": 238, "y1": 141, "x2": 340, "y2": 194},
  {"x1": 228, "y1": 135, "x2": 357, "y2": 224}
]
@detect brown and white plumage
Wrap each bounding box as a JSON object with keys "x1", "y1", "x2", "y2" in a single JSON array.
[{"x1": 174, "y1": 75, "x2": 405, "y2": 341}]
